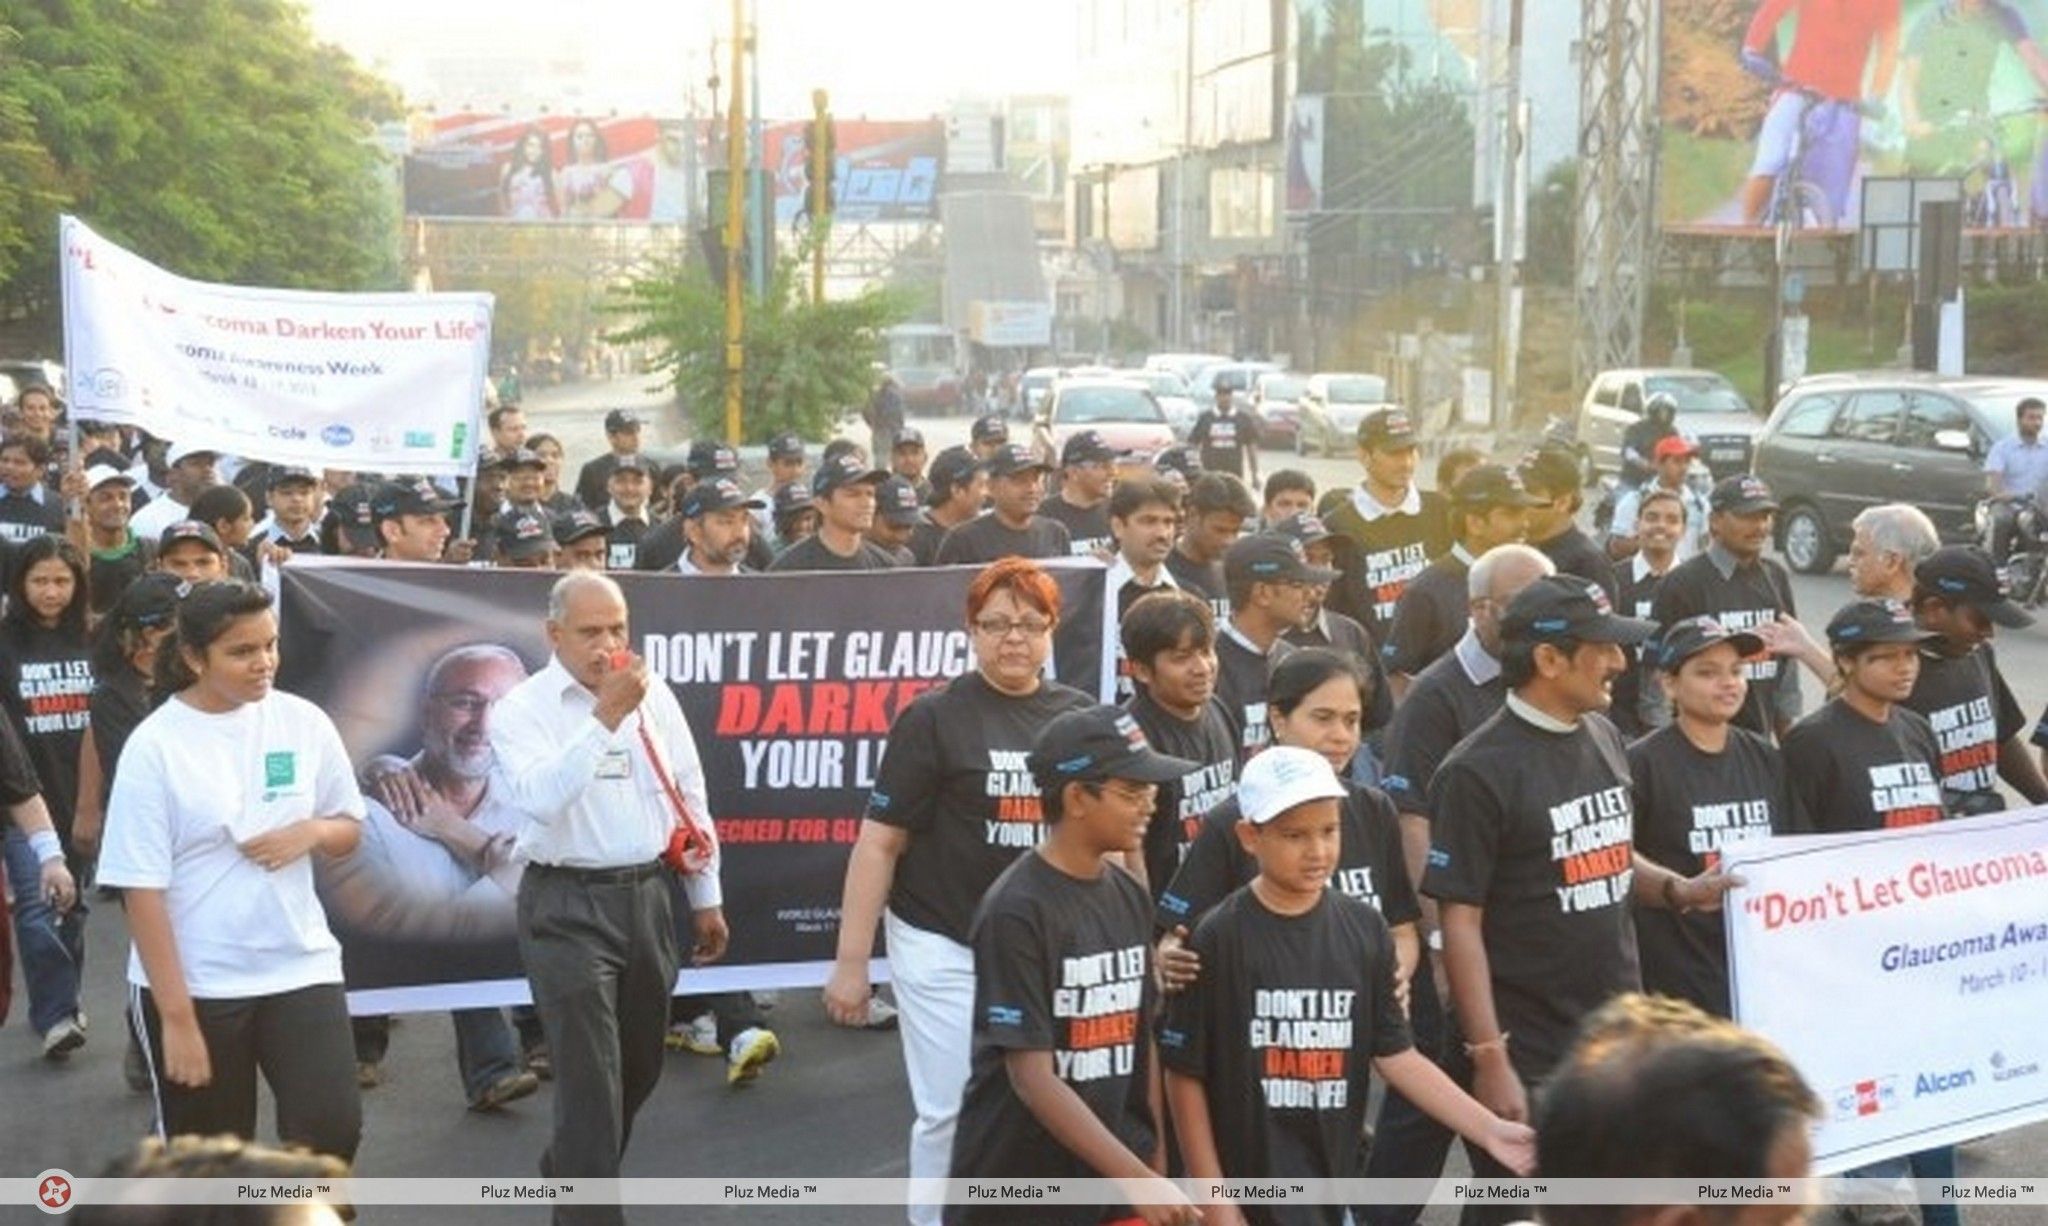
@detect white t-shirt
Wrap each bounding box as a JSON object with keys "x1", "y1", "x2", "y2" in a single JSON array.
[
  {"x1": 128, "y1": 493, "x2": 193, "y2": 542},
  {"x1": 98, "y1": 690, "x2": 367, "y2": 998}
]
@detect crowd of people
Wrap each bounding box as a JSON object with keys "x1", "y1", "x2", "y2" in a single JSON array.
[{"x1": 0, "y1": 375, "x2": 2038, "y2": 1225}]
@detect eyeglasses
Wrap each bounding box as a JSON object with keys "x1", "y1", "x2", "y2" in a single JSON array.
[{"x1": 973, "y1": 616, "x2": 1053, "y2": 639}]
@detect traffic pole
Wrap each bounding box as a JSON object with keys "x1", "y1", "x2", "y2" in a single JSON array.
[
  {"x1": 723, "y1": 0, "x2": 746, "y2": 445},
  {"x1": 811, "y1": 89, "x2": 831, "y2": 305}
]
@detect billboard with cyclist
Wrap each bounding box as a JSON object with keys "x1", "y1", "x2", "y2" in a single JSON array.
[{"x1": 1662, "y1": 1, "x2": 2048, "y2": 231}]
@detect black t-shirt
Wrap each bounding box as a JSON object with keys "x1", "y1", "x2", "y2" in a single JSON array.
[
  {"x1": 1781, "y1": 700, "x2": 1949, "y2": 833},
  {"x1": 1319, "y1": 488, "x2": 1452, "y2": 645},
  {"x1": 575, "y1": 453, "x2": 631, "y2": 511},
  {"x1": 1626, "y1": 724, "x2": 1792, "y2": 1017},
  {"x1": 1156, "y1": 783, "x2": 1421, "y2": 936},
  {"x1": 866, "y1": 672, "x2": 1096, "y2": 942},
  {"x1": 1611, "y1": 560, "x2": 1670, "y2": 738},
  {"x1": 909, "y1": 512, "x2": 963, "y2": 567},
  {"x1": 947, "y1": 853, "x2": 1155, "y2": 1224},
  {"x1": 88, "y1": 536, "x2": 154, "y2": 617},
  {"x1": 603, "y1": 514, "x2": 649, "y2": 571},
  {"x1": 1157, "y1": 887, "x2": 1412, "y2": 1222},
  {"x1": 766, "y1": 534, "x2": 902, "y2": 572},
  {"x1": 1380, "y1": 645, "x2": 1503, "y2": 817},
  {"x1": 1216, "y1": 629, "x2": 1295, "y2": 760},
  {"x1": 1038, "y1": 496, "x2": 1113, "y2": 556},
  {"x1": 1164, "y1": 548, "x2": 1231, "y2": 622},
  {"x1": 0, "y1": 491, "x2": 61, "y2": 545},
  {"x1": 0, "y1": 621, "x2": 92, "y2": 833},
  {"x1": 1534, "y1": 525, "x2": 1621, "y2": 607},
  {"x1": 1281, "y1": 610, "x2": 1397, "y2": 734},
  {"x1": 0, "y1": 704, "x2": 41, "y2": 808},
  {"x1": 1382, "y1": 550, "x2": 1469, "y2": 677},
  {"x1": 631, "y1": 515, "x2": 686, "y2": 572},
  {"x1": 935, "y1": 513, "x2": 1072, "y2": 566},
  {"x1": 1124, "y1": 691, "x2": 1238, "y2": 898},
  {"x1": 1422, "y1": 706, "x2": 1641, "y2": 1082},
  {"x1": 1191, "y1": 407, "x2": 1262, "y2": 478},
  {"x1": 89, "y1": 666, "x2": 151, "y2": 801},
  {"x1": 1650, "y1": 551, "x2": 1798, "y2": 740},
  {"x1": 1903, "y1": 643, "x2": 2023, "y2": 815}
]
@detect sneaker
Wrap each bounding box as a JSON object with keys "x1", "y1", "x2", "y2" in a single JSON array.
[
  {"x1": 523, "y1": 1044, "x2": 552, "y2": 1081},
  {"x1": 665, "y1": 1012, "x2": 721, "y2": 1056},
  {"x1": 727, "y1": 1026, "x2": 780, "y2": 1086},
  {"x1": 356, "y1": 1061, "x2": 382, "y2": 1089},
  {"x1": 42, "y1": 1015, "x2": 86, "y2": 1060},
  {"x1": 863, "y1": 994, "x2": 901, "y2": 1030},
  {"x1": 468, "y1": 1069, "x2": 541, "y2": 1112}
]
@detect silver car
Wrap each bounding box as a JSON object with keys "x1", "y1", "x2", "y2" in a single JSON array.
[
  {"x1": 1295, "y1": 373, "x2": 1395, "y2": 457},
  {"x1": 1576, "y1": 368, "x2": 1762, "y2": 481}
]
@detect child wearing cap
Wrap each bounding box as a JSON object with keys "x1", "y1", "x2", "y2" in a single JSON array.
[
  {"x1": 1627, "y1": 616, "x2": 1795, "y2": 1018},
  {"x1": 1159, "y1": 747, "x2": 1533, "y2": 1226},
  {"x1": 944, "y1": 705, "x2": 1199, "y2": 1226}
]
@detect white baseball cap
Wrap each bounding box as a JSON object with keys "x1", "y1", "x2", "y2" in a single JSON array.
[
  {"x1": 166, "y1": 440, "x2": 219, "y2": 466},
  {"x1": 84, "y1": 464, "x2": 135, "y2": 493},
  {"x1": 1239, "y1": 747, "x2": 1348, "y2": 826}
]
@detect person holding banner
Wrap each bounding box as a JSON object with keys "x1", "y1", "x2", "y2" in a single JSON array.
[
  {"x1": 487, "y1": 571, "x2": 725, "y2": 1224},
  {"x1": 372, "y1": 479, "x2": 457, "y2": 564},
  {"x1": 96, "y1": 579, "x2": 368, "y2": 1164},
  {"x1": 128, "y1": 443, "x2": 219, "y2": 541},
  {"x1": 824, "y1": 558, "x2": 1093, "y2": 1226}
]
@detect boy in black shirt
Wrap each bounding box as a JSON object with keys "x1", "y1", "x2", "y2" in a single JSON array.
[
  {"x1": 1516, "y1": 447, "x2": 1619, "y2": 607},
  {"x1": 1217, "y1": 534, "x2": 1337, "y2": 758},
  {"x1": 1629, "y1": 617, "x2": 1794, "y2": 1017},
  {"x1": 1160, "y1": 747, "x2": 1533, "y2": 1226},
  {"x1": 1423, "y1": 576, "x2": 1734, "y2": 1223},
  {"x1": 1321, "y1": 408, "x2": 1450, "y2": 645},
  {"x1": 935, "y1": 445, "x2": 1072, "y2": 565},
  {"x1": 1120, "y1": 592, "x2": 1238, "y2": 897},
  {"x1": 1904, "y1": 545, "x2": 2048, "y2": 814},
  {"x1": 910, "y1": 447, "x2": 988, "y2": 567},
  {"x1": 948, "y1": 706, "x2": 1198, "y2": 1226},
  {"x1": 1382, "y1": 464, "x2": 1541, "y2": 690},
  {"x1": 1165, "y1": 473, "x2": 1255, "y2": 620},
  {"x1": 1039, "y1": 430, "x2": 1118, "y2": 555},
  {"x1": 1190, "y1": 383, "x2": 1262, "y2": 481},
  {"x1": 767, "y1": 454, "x2": 900, "y2": 572}
]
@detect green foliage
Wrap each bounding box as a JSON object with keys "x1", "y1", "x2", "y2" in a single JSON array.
[
  {"x1": 607, "y1": 238, "x2": 910, "y2": 444},
  {"x1": 0, "y1": 0, "x2": 402, "y2": 321}
]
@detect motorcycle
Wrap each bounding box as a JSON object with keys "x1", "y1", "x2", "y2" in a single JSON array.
[{"x1": 1975, "y1": 492, "x2": 2048, "y2": 608}]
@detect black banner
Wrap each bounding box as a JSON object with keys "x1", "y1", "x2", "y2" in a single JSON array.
[{"x1": 277, "y1": 560, "x2": 1111, "y2": 1012}]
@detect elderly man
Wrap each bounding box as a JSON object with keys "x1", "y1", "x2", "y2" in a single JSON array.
[
  {"x1": 1847, "y1": 503, "x2": 1941, "y2": 601},
  {"x1": 491, "y1": 573, "x2": 727, "y2": 1225}
]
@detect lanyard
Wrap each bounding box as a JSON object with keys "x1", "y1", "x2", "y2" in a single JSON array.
[{"x1": 636, "y1": 717, "x2": 715, "y2": 876}]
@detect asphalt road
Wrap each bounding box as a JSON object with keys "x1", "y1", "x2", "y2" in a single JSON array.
[{"x1": 2, "y1": 381, "x2": 2044, "y2": 1223}]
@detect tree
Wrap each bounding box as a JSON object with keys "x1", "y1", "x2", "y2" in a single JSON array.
[
  {"x1": 0, "y1": 0, "x2": 402, "y2": 328},
  {"x1": 608, "y1": 240, "x2": 909, "y2": 444}
]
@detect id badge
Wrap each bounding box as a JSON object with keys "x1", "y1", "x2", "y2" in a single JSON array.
[{"x1": 597, "y1": 749, "x2": 632, "y2": 779}]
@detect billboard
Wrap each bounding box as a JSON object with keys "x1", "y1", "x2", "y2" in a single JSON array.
[
  {"x1": 760, "y1": 118, "x2": 944, "y2": 225},
  {"x1": 1662, "y1": 1, "x2": 2048, "y2": 231}
]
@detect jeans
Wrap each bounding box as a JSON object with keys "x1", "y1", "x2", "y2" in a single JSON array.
[
  {"x1": 3, "y1": 826, "x2": 86, "y2": 1034},
  {"x1": 453, "y1": 1009, "x2": 525, "y2": 1100}
]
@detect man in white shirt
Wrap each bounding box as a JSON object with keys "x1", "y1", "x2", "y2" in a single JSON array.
[
  {"x1": 129, "y1": 441, "x2": 221, "y2": 540},
  {"x1": 490, "y1": 572, "x2": 727, "y2": 1221}
]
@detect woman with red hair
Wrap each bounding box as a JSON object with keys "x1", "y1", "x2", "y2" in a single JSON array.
[{"x1": 824, "y1": 558, "x2": 1091, "y2": 1225}]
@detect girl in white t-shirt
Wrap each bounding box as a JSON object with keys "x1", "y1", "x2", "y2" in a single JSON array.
[{"x1": 97, "y1": 580, "x2": 368, "y2": 1162}]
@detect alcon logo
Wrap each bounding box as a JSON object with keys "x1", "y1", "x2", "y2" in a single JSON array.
[{"x1": 1915, "y1": 1068, "x2": 1976, "y2": 1097}]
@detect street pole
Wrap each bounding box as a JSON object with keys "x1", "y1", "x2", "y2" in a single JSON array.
[
  {"x1": 748, "y1": 0, "x2": 768, "y2": 298},
  {"x1": 812, "y1": 89, "x2": 831, "y2": 304},
  {"x1": 1173, "y1": 0, "x2": 1193, "y2": 348},
  {"x1": 723, "y1": 0, "x2": 746, "y2": 445},
  {"x1": 1489, "y1": 0, "x2": 1524, "y2": 432}
]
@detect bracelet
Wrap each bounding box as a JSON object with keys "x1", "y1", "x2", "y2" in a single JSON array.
[
  {"x1": 1463, "y1": 1033, "x2": 1510, "y2": 1056},
  {"x1": 28, "y1": 828, "x2": 62, "y2": 864}
]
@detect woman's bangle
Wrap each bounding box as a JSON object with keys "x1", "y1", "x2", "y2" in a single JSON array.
[
  {"x1": 28, "y1": 829, "x2": 62, "y2": 864},
  {"x1": 1463, "y1": 1033, "x2": 1509, "y2": 1057}
]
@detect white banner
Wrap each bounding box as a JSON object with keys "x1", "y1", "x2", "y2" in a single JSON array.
[
  {"x1": 59, "y1": 215, "x2": 491, "y2": 476},
  {"x1": 1725, "y1": 810, "x2": 2048, "y2": 1174}
]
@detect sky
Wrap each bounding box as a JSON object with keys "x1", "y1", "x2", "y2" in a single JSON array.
[{"x1": 304, "y1": 0, "x2": 1080, "y2": 120}]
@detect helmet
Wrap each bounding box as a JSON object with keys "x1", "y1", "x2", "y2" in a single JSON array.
[{"x1": 1644, "y1": 393, "x2": 1678, "y2": 425}]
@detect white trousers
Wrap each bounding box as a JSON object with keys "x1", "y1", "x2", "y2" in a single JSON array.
[{"x1": 885, "y1": 910, "x2": 976, "y2": 1226}]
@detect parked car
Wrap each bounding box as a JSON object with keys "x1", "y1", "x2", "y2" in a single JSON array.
[
  {"x1": 1144, "y1": 352, "x2": 1230, "y2": 386},
  {"x1": 1187, "y1": 360, "x2": 1281, "y2": 409},
  {"x1": 1250, "y1": 372, "x2": 1308, "y2": 449},
  {"x1": 1295, "y1": 372, "x2": 1396, "y2": 457},
  {"x1": 1019, "y1": 366, "x2": 1063, "y2": 418},
  {"x1": 1032, "y1": 377, "x2": 1176, "y2": 469},
  {"x1": 1752, "y1": 371, "x2": 2043, "y2": 573},
  {"x1": 1133, "y1": 370, "x2": 1201, "y2": 441},
  {"x1": 1576, "y1": 368, "x2": 1762, "y2": 481}
]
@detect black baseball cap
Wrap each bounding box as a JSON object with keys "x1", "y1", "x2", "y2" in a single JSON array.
[
  {"x1": 1916, "y1": 545, "x2": 2035, "y2": 629},
  {"x1": 1270, "y1": 511, "x2": 1332, "y2": 546},
  {"x1": 812, "y1": 453, "x2": 890, "y2": 497},
  {"x1": 987, "y1": 443, "x2": 1052, "y2": 479},
  {"x1": 1711, "y1": 474, "x2": 1780, "y2": 515},
  {"x1": 1452, "y1": 463, "x2": 1546, "y2": 509},
  {"x1": 1026, "y1": 705, "x2": 1200, "y2": 788},
  {"x1": 971, "y1": 414, "x2": 1010, "y2": 445},
  {"x1": 608, "y1": 453, "x2": 653, "y2": 479},
  {"x1": 893, "y1": 426, "x2": 926, "y2": 452},
  {"x1": 501, "y1": 447, "x2": 547, "y2": 472},
  {"x1": 1649, "y1": 615, "x2": 1767, "y2": 674},
  {"x1": 373, "y1": 477, "x2": 457, "y2": 520},
  {"x1": 773, "y1": 481, "x2": 817, "y2": 523},
  {"x1": 159, "y1": 520, "x2": 225, "y2": 556},
  {"x1": 1517, "y1": 447, "x2": 1582, "y2": 498},
  {"x1": 1501, "y1": 575, "x2": 1657, "y2": 645},
  {"x1": 1060, "y1": 429, "x2": 1120, "y2": 468},
  {"x1": 1223, "y1": 533, "x2": 1340, "y2": 589},
  {"x1": 768, "y1": 432, "x2": 807, "y2": 461},
  {"x1": 267, "y1": 465, "x2": 319, "y2": 490},
  {"x1": 603, "y1": 408, "x2": 642, "y2": 433},
  {"x1": 1826, "y1": 598, "x2": 1939, "y2": 647},
  {"x1": 682, "y1": 477, "x2": 768, "y2": 518},
  {"x1": 475, "y1": 450, "x2": 508, "y2": 474},
  {"x1": 109, "y1": 571, "x2": 183, "y2": 631},
  {"x1": 687, "y1": 439, "x2": 741, "y2": 479},
  {"x1": 553, "y1": 507, "x2": 610, "y2": 545},
  {"x1": 492, "y1": 507, "x2": 555, "y2": 560},
  {"x1": 327, "y1": 483, "x2": 379, "y2": 550},
  {"x1": 875, "y1": 476, "x2": 923, "y2": 525},
  {"x1": 1357, "y1": 408, "x2": 1418, "y2": 452},
  {"x1": 82, "y1": 447, "x2": 129, "y2": 472},
  {"x1": 926, "y1": 445, "x2": 986, "y2": 504}
]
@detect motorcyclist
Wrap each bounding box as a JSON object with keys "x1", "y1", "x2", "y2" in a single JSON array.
[
  {"x1": 1985, "y1": 396, "x2": 2048, "y2": 564},
  {"x1": 1620, "y1": 393, "x2": 1680, "y2": 489}
]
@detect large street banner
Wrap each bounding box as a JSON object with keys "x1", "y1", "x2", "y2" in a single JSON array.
[
  {"x1": 59, "y1": 215, "x2": 490, "y2": 476},
  {"x1": 1725, "y1": 811, "x2": 2048, "y2": 1173},
  {"x1": 275, "y1": 560, "x2": 1113, "y2": 1013}
]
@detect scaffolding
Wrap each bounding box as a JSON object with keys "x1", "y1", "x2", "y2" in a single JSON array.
[{"x1": 1573, "y1": 0, "x2": 1659, "y2": 391}]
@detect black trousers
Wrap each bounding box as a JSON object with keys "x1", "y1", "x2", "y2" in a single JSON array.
[
  {"x1": 1359, "y1": 948, "x2": 1453, "y2": 1226},
  {"x1": 135, "y1": 982, "x2": 361, "y2": 1164},
  {"x1": 517, "y1": 862, "x2": 680, "y2": 1226}
]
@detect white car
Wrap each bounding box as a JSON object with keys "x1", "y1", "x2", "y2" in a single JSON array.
[
  {"x1": 1144, "y1": 352, "x2": 1230, "y2": 386},
  {"x1": 1296, "y1": 372, "x2": 1396, "y2": 456},
  {"x1": 1132, "y1": 370, "x2": 1200, "y2": 440},
  {"x1": 1188, "y1": 360, "x2": 1282, "y2": 410}
]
